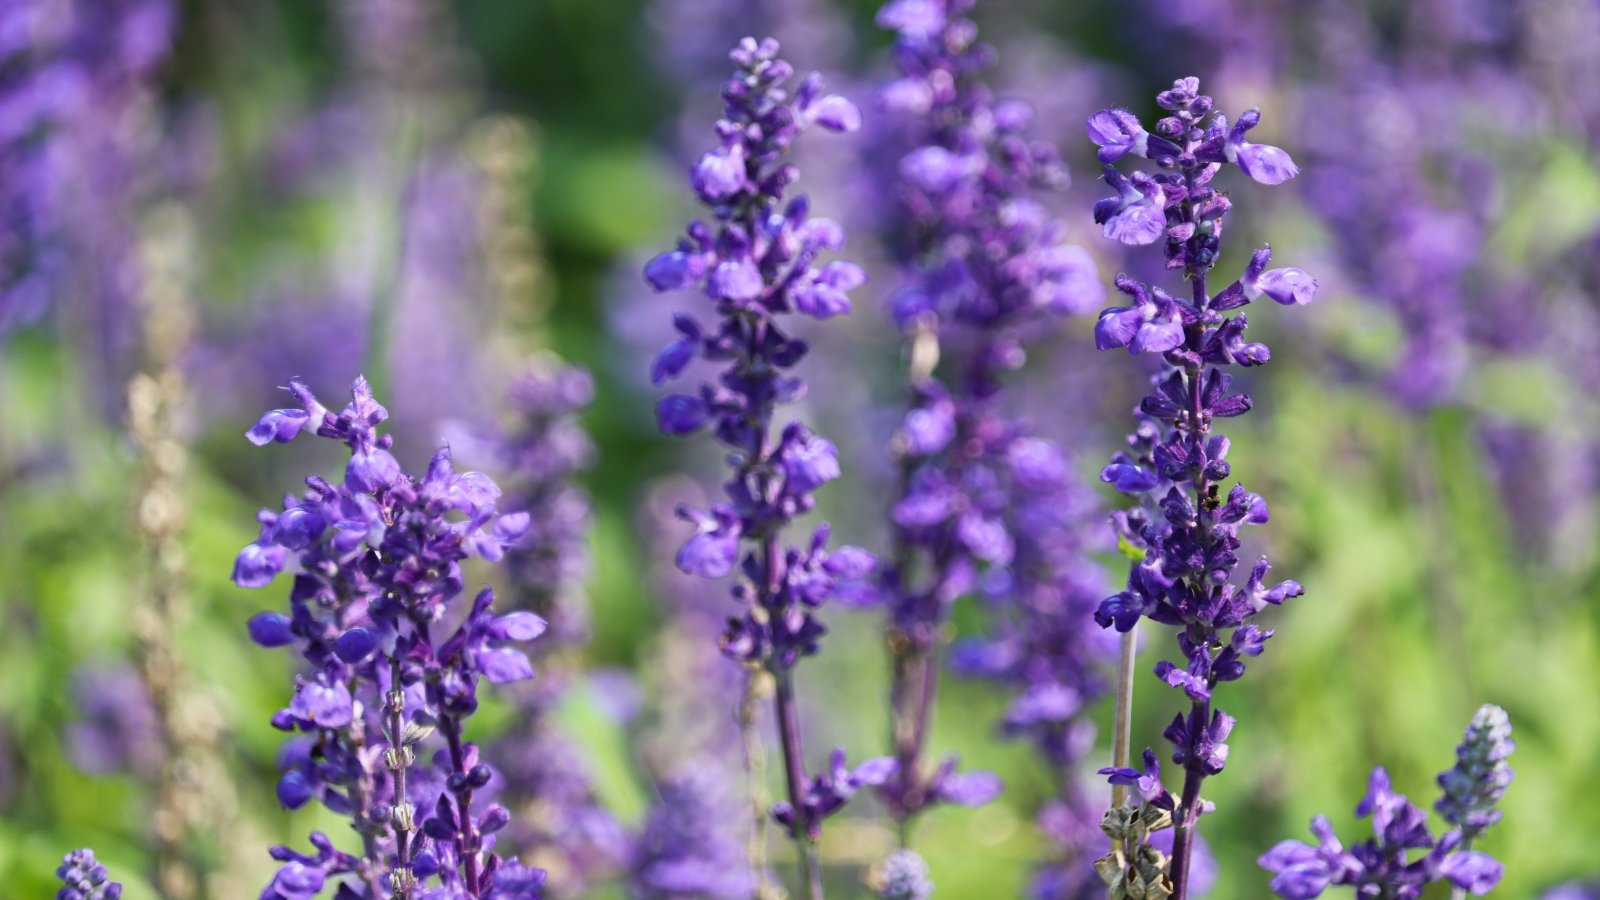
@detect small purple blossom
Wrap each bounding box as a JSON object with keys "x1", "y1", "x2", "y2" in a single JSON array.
[
  {"x1": 1435, "y1": 704, "x2": 1515, "y2": 842},
  {"x1": 56, "y1": 848, "x2": 123, "y2": 900}
]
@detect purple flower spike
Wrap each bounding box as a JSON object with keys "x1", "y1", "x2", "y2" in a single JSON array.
[
  {"x1": 1262, "y1": 707, "x2": 1514, "y2": 898},
  {"x1": 870, "y1": 0, "x2": 1109, "y2": 859},
  {"x1": 1087, "y1": 77, "x2": 1315, "y2": 898},
  {"x1": 56, "y1": 848, "x2": 124, "y2": 900},
  {"x1": 235, "y1": 376, "x2": 549, "y2": 895},
  {"x1": 645, "y1": 37, "x2": 874, "y2": 873}
]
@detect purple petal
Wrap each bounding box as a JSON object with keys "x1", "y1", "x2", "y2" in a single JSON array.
[
  {"x1": 232, "y1": 542, "x2": 287, "y2": 589},
  {"x1": 935, "y1": 770, "x2": 1003, "y2": 806},
  {"x1": 1256, "y1": 267, "x2": 1317, "y2": 305},
  {"x1": 247, "y1": 611, "x2": 296, "y2": 647},
  {"x1": 480, "y1": 647, "x2": 535, "y2": 684},
  {"x1": 709, "y1": 258, "x2": 763, "y2": 301},
  {"x1": 656, "y1": 394, "x2": 709, "y2": 436},
  {"x1": 810, "y1": 95, "x2": 861, "y2": 132},
  {"x1": 489, "y1": 611, "x2": 548, "y2": 642},
  {"x1": 246, "y1": 409, "x2": 311, "y2": 446},
  {"x1": 1237, "y1": 141, "x2": 1299, "y2": 185}
]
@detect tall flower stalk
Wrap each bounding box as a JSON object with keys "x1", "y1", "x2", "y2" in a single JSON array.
[
  {"x1": 1258, "y1": 704, "x2": 1512, "y2": 898},
  {"x1": 1085, "y1": 76, "x2": 1316, "y2": 899},
  {"x1": 645, "y1": 37, "x2": 884, "y2": 899},
  {"x1": 127, "y1": 203, "x2": 241, "y2": 899},
  {"x1": 869, "y1": 0, "x2": 1107, "y2": 860},
  {"x1": 233, "y1": 377, "x2": 547, "y2": 898}
]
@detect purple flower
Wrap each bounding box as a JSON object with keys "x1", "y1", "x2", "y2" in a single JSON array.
[
  {"x1": 644, "y1": 37, "x2": 875, "y2": 862},
  {"x1": 1087, "y1": 77, "x2": 1313, "y2": 898},
  {"x1": 1260, "y1": 757, "x2": 1509, "y2": 899},
  {"x1": 1435, "y1": 704, "x2": 1515, "y2": 841},
  {"x1": 56, "y1": 848, "x2": 123, "y2": 900},
  {"x1": 1093, "y1": 168, "x2": 1166, "y2": 246},
  {"x1": 869, "y1": 0, "x2": 1108, "y2": 843},
  {"x1": 233, "y1": 377, "x2": 548, "y2": 895},
  {"x1": 1218, "y1": 108, "x2": 1300, "y2": 185}
]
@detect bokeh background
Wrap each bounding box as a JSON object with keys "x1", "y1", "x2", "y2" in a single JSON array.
[{"x1": 3, "y1": 0, "x2": 1598, "y2": 896}]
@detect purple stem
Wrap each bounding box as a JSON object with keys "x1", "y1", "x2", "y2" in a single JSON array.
[
  {"x1": 442, "y1": 717, "x2": 482, "y2": 896},
  {"x1": 773, "y1": 666, "x2": 823, "y2": 899},
  {"x1": 1167, "y1": 695, "x2": 1210, "y2": 899}
]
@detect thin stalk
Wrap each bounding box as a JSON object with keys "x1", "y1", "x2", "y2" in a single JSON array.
[
  {"x1": 773, "y1": 667, "x2": 823, "y2": 900},
  {"x1": 385, "y1": 657, "x2": 415, "y2": 898},
  {"x1": 442, "y1": 718, "x2": 483, "y2": 896},
  {"x1": 1167, "y1": 698, "x2": 1210, "y2": 899},
  {"x1": 739, "y1": 669, "x2": 774, "y2": 897},
  {"x1": 1108, "y1": 627, "x2": 1138, "y2": 808}
]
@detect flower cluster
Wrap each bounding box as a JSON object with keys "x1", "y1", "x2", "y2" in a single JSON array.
[
  {"x1": 1086, "y1": 77, "x2": 1315, "y2": 899},
  {"x1": 1259, "y1": 761, "x2": 1506, "y2": 898},
  {"x1": 451, "y1": 360, "x2": 630, "y2": 890},
  {"x1": 867, "y1": 848, "x2": 934, "y2": 900},
  {"x1": 646, "y1": 40, "x2": 873, "y2": 672},
  {"x1": 870, "y1": 0, "x2": 1104, "y2": 834},
  {"x1": 1436, "y1": 704, "x2": 1515, "y2": 842},
  {"x1": 645, "y1": 36, "x2": 881, "y2": 892},
  {"x1": 56, "y1": 849, "x2": 122, "y2": 900},
  {"x1": 1, "y1": 0, "x2": 176, "y2": 334},
  {"x1": 234, "y1": 377, "x2": 545, "y2": 898},
  {"x1": 629, "y1": 480, "x2": 767, "y2": 899}
]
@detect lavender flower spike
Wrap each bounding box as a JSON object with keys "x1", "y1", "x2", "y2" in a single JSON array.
[
  {"x1": 646, "y1": 37, "x2": 880, "y2": 900},
  {"x1": 57, "y1": 849, "x2": 123, "y2": 900},
  {"x1": 1085, "y1": 77, "x2": 1315, "y2": 900},
  {"x1": 234, "y1": 377, "x2": 545, "y2": 898},
  {"x1": 1436, "y1": 704, "x2": 1515, "y2": 842},
  {"x1": 1258, "y1": 761, "x2": 1506, "y2": 898}
]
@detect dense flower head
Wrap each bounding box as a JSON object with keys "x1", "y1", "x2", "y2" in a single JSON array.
[
  {"x1": 1259, "y1": 767, "x2": 1505, "y2": 899},
  {"x1": 868, "y1": 0, "x2": 1107, "y2": 838},
  {"x1": 646, "y1": 37, "x2": 873, "y2": 671},
  {"x1": 1086, "y1": 78, "x2": 1314, "y2": 785},
  {"x1": 1087, "y1": 77, "x2": 1314, "y2": 898},
  {"x1": 0, "y1": 0, "x2": 177, "y2": 333},
  {"x1": 235, "y1": 377, "x2": 547, "y2": 897},
  {"x1": 1435, "y1": 703, "x2": 1515, "y2": 841},
  {"x1": 867, "y1": 848, "x2": 934, "y2": 900},
  {"x1": 630, "y1": 766, "x2": 756, "y2": 899},
  {"x1": 56, "y1": 848, "x2": 122, "y2": 900},
  {"x1": 877, "y1": 0, "x2": 1103, "y2": 346}
]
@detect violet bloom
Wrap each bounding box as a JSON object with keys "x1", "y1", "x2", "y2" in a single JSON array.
[
  {"x1": 1259, "y1": 766, "x2": 1505, "y2": 899},
  {"x1": 56, "y1": 848, "x2": 123, "y2": 900},
  {"x1": 1085, "y1": 77, "x2": 1315, "y2": 899},
  {"x1": 1435, "y1": 704, "x2": 1514, "y2": 843},
  {"x1": 628, "y1": 481, "x2": 767, "y2": 898},
  {"x1": 64, "y1": 664, "x2": 161, "y2": 779},
  {"x1": 450, "y1": 360, "x2": 628, "y2": 891},
  {"x1": 867, "y1": 848, "x2": 934, "y2": 900},
  {"x1": 234, "y1": 377, "x2": 545, "y2": 898},
  {"x1": 644, "y1": 36, "x2": 882, "y2": 897},
  {"x1": 0, "y1": 0, "x2": 175, "y2": 332},
  {"x1": 870, "y1": 0, "x2": 1102, "y2": 835}
]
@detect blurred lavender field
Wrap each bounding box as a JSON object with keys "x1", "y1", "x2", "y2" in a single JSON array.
[{"x1": 2, "y1": 0, "x2": 1598, "y2": 897}]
